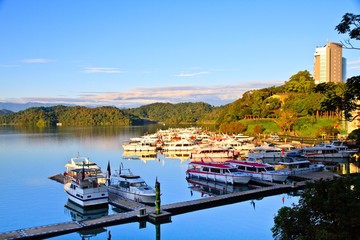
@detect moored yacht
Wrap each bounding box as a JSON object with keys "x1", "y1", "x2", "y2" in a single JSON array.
[
  {"x1": 108, "y1": 165, "x2": 156, "y2": 204},
  {"x1": 64, "y1": 167, "x2": 108, "y2": 208}
]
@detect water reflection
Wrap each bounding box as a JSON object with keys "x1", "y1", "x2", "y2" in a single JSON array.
[
  {"x1": 64, "y1": 200, "x2": 109, "y2": 239},
  {"x1": 186, "y1": 177, "x2": 254, "y2": 197},
  {"x1": 336, "y1": 161, "x2": 360, "y2": 174},
  {"x1": 122, "y1": 151, "x2": 158, "y2": 162}
]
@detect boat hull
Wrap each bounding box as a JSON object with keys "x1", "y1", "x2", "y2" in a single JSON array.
[
  {"x1": 108, "y1": 185, "x2": 156, "y2": 204},
  {"x1": 186, "y1": 170, "x2": 251, "y2": 185},
  {"x1": 64, "y1": 183, "x2": 108, "y2": 208}
]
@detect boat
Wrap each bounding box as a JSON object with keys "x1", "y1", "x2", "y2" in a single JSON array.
[
  {"x1": 64, "y1": 167, "x2": 108, "y2": 208},
  {"x1": 275, "y1": 159, "x2": 324, "y2": 175},
  {"x1": 294, "y1": 146, "x2": 353, "y2": 159},
  {"x1": 122, "y1": 140, "x2": 157, "y2": 152},
  {"x1": 162, "y1": 139, "x2": 195, "y2": 151},
  {"x1": 247, "y1": 145, "x2": 284, "y2": 162},
  {"x1": 226, "y1": 159, "x2": 289, "y2": 182},
  {"x1": 64, "y1": 155, "x2": 107, "y2": 184},
  {"x1": 190, "y1": 146, "x2": 238, "y2": 161},
  {"x1": 186, "y1": 161, "x2": 252, "y2": 184},
  {"x1": 108, "y1": 165, "x2": 156, "y2": 204}
]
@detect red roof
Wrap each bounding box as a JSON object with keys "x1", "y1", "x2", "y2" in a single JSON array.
[
  {"x1": 189, "y1": 161, "x2": 233, "y2": 169},
  {"x1": 226, "y1": 160, "x2": 267, "y2": 168}
]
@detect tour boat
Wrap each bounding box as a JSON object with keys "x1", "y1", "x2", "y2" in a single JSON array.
[
  {"x1": 294, "y1": 146, "x2": 352, "y2": 159},
  {"x1": 186, "y1": 161, "x2": 252, "y2": 185},
  {"x1": 161, "y1": 139, "x2": 195, "y2": 151},
  {"x1": 190, "y1": 146, "x2": 238, "y2": 161},
  {"x1": 64, "y1": 155, "x2": 107, "y2": 184},
  {"x1": 226, "y1": 159, "x2": 289, "y2": 182},
  {"x1": 108, "y1": 166, "x2": 156, "y2": 204},
  {"x1": 122, "y1": 140, "x2": 157, "y2": 152},
  {"x1": 64, "y1": 167, "x2": 108, "y2": 208},
  {"x1": 247, "y1": 145, "x2": 284, "y2": 162},
  {"x1": 275, "y1": 159, "x2": 324, "y2": 175}
]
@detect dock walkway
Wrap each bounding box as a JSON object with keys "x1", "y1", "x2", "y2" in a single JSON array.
[{"x1": 0, "y1": 171, "x2": 338, "y2": 240}]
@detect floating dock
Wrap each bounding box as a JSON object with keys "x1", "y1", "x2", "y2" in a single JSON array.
[{"x1": 0, "y1": 171, "x2": 338, "y2": 240}]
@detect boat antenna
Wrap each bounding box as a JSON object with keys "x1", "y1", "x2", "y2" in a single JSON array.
[
  {"x1": 107, "y1": 160, "x2": 111, "y2": 186},
  {"x1": 82, "y1": 161, "x2": 85, "y2": 181}
]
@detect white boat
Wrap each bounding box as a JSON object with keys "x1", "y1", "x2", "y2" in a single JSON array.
[
  {"x1": 108, "y1": 166, "x2": 156, "y2": 204},
  {"x1": 190, "y1": 146, "x2": 237, "y2": 161},
  {"x1": 247, "y1": 145, "x2": 284, "y2": 161},
  {"x1": 122, "y1": 140, "x2": 157, "y2": 152},
  {"x1": 64, "y1": 156, "x2": 107, "y2": 184},
  {"x1": 64, "y1": 168, "x2": 108, "y2": 208},
  {"x1": 162, "y1": 139, "x2": 195, "y2": 151},
  {"x1": 233, "y1": 134, "x2": 255, "y2": 142},
  {"x1": 226, "y1": 159, "x2": 289, "y2": 182},
  {"x1": 275, "y1": 159, "x2": 324, "y2": 175},
  {"x1": 186, "y1": 161, "x2": 252, "y2": 184},
  {"x1": 297, "y1": 146, "x2": 352, "y2": 158}
]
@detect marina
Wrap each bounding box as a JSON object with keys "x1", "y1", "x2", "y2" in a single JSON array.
[
  {"x1": 0, "y1": 171, "x2": 337, "y2": 240},
  {"x1": 0, "y1": 126, "x2": 358, "y2": 240}
]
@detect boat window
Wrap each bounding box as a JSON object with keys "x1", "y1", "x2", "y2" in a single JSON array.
[
  {"x1": 237, "y1": 166, "x2": 246, "y2": 171},
  {"x1": 131, "y1": 182, "x2": 147, "y2": 187},
  {"x1": 210, "y1": 168, "x2": 220, "y2": 173},
  {"x1": 228, "y1": 168, "x2": 238, "y2": 173},
  {"x1": 265, "y1": 167, "x2": 275, "y2": 171},
  {"x1": 202, "y1": 167, "x2": 209, "y2": 172},
  {"x1": 258, "y1": 168, "x2": 266, "y2": 172},
  {"x1": 120, "y1": 181, "x2": 130, "y2": 188}
]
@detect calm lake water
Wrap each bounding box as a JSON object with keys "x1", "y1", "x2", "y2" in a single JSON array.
[{"x1": 0, "y1": 125, "x2": 300, "y2": 239}]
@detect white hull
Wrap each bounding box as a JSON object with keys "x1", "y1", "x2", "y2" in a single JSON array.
[
  {"x1": 64, "y1": 182, "x2": 108, "y2": 207},
  {"x1": 186, "y1": 171, "x2": 251, "y2": 185},
  {"x1": 251, "y1": 172, "x2": 288, "y2": 182},
  {"x1": 108, "y1": 185, "x2": 156, "y2": 204}
]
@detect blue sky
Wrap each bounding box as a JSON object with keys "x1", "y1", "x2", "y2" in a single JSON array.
[{"x1": 0, "y1": 0, "x2": 359, "y2": 108}]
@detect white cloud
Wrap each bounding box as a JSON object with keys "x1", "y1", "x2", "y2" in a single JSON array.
[
  {"x1": 21, "y1": 58, "x2": 51, "y2": 63},
  {"x1": 347, "y1": 59, "x2": 360, "y2": 65},
  {"x1": 3, "y1": 81, "x2": 284, "y2": 108},
  {"x1": 84, "y1": 67, "x2": 122, "y2": 73},
  {"x1": 175, "y1": 72, "x2": 210, "y2": 77}
]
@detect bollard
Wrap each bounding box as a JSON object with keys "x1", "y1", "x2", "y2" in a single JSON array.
[{"x1": 155, "y1": 178, "x2": 161, "y2": 215}]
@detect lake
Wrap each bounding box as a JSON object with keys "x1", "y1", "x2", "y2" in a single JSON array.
[{"x1": 0, "y1": 125, "x2": 300, "y2": 239}]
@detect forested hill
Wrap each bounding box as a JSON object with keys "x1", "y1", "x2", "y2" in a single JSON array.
[
  {"x1": 0, "y1": 105, "x2": 143, "y2": 127},
  {"x1": 124, "y1": 102, "x2": 219, "y2": 124},
  {"x1": 0, "y1": 109, "x2": 13, "y2": 116}
]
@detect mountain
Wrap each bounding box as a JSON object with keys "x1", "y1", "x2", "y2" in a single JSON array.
[
  {"x1": 0, "y1": 109, "x2": 13, "y2": 115},
  {"x1": 0, "y1": 102, "x2": 74, "y2": 112}
]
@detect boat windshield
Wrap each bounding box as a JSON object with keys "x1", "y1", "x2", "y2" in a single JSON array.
[
  {"x1": 228, "y1": 168, "x2": 238, "y2": 173},
  {"x1": 265, "y1": 166, "x2": 275, "y2": 171},
  {"x1": 130, "y1": 182, "x2": 147, "y2": 187}
]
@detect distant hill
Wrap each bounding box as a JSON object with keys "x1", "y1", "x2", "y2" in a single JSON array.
[
  {"x1": 0, "y1": 102, "x2": 74, "y2": 112},
  {"x1": 0, "y1": 109, "x2": 13, "y2": 115}
]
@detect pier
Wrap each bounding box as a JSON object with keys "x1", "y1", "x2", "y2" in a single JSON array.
[{"x1": 0, "y1": 172, "x2": 338, "y2": 240}]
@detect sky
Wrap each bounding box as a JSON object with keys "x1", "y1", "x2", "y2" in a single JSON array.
[{"x1": 0, "y1": 0, "x2": 359, "y2": 108}]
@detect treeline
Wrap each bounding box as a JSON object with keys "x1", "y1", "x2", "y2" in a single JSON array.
[
  {"x1": 125, "y1": 102, "x2": 216, "y2": 124},
  {"x1": 0, "y1": 105, "x2": 142, "y2": 127}
]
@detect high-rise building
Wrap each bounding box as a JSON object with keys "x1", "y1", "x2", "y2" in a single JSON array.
[{"x1": 313, "y1": 42, "x2": 346, "y2": 84}]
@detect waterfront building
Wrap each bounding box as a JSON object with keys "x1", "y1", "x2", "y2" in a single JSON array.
[{"x1": 313, "y1": 42, "x2": 346, "y2": 84}]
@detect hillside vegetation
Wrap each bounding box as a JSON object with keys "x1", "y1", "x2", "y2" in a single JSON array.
[{"x1": 0, "y1": 105, "x2": 141, "y2": 127}]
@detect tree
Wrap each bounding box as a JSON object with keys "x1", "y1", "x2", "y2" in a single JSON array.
[
  {"x1": 253, "y1": 124, "x2": 264, "y2": 136},
  {"x1": 344, "y1": 75, "x2": 360, "y2": 121},
  {"x1": 335, "y1": 13, "x2": 360, "y2": 50},
  {"x1": 274, "y1": 109, "x2": 297, "y2": 133},
  {"x1": 314, "y1": 82, "x2": 347, "y2": 119},
  {"x1": 284, "y1": 70, "x2": 315, "y2": 93},
  {"x1": 272, "y1": 177, "x2": 360, "y2": 240}
]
